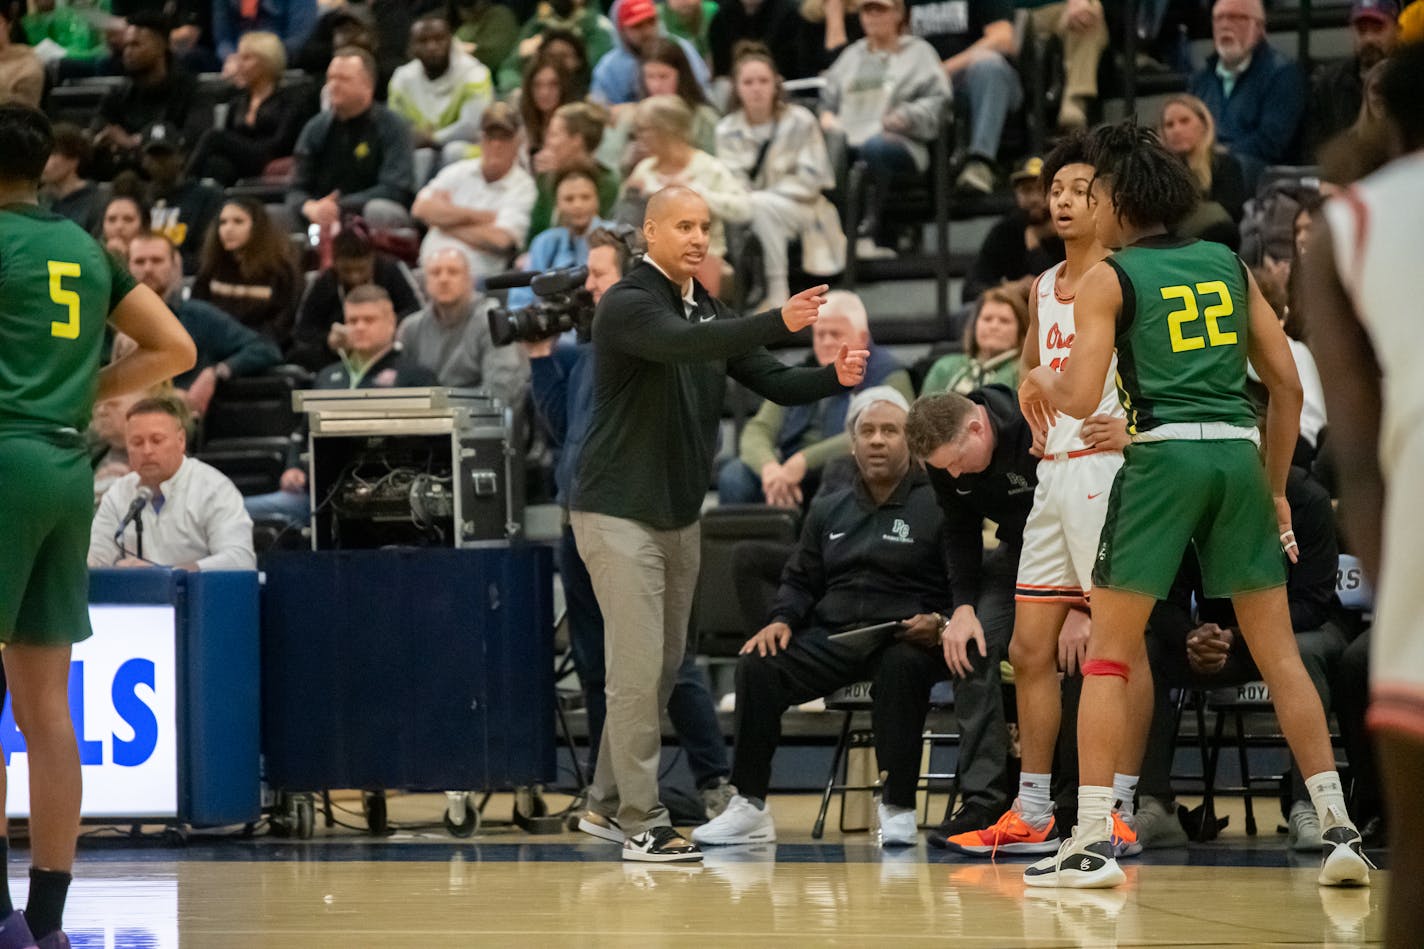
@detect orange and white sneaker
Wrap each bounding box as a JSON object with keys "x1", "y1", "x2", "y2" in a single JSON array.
[
  {"x1": 945, "y1": 804, "x2": 1059, "y2": 856},
  {"x1": 1111, "y1": 810, "x2": 1142, "y2": 858}
]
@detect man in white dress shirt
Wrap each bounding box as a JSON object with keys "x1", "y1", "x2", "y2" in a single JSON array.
[{"x1": 88, "y1": 397, "x2": 256, "y2": 571}]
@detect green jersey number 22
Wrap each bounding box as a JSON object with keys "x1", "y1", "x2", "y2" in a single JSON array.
[
  {"x1": 48, "y1": 260, "x2": 82, "y2": 340},
  {"x1": 1161, "y1": 281, "x2": 1238, "y2": 354}
]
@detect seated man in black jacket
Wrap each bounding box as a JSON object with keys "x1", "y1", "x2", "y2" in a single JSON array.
[
  {"x1": 694, "y1": 387, "x2": 951, "y2": 848},
  {"x1": 286, "y1": 225, "x2": 423, "y2": 372},
  {"x1": 1135, "y1": 466, "x2": 1347, "y2": 849},
  {"x1": 287, "y1": 46, "x2": 416, "y2": 231}
]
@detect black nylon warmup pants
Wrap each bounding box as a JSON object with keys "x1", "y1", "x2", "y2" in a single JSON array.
[{"x1": 729, "y1": 627, "x2": 950, "y2": 809}]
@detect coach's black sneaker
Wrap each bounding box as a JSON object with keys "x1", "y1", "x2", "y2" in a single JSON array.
[
  {"x1": 927, "y1": 802, "x2": 998, "y2": 849},
  {"x1": 623, "y1": 826, "x2": 703, "y2": 863},
  {"x1": 1318, "y1": 820, "x2": 1373, "y2": 887},
  {"x1": 1022, "y1": 819, "x2": 1126, "y2": 889}
]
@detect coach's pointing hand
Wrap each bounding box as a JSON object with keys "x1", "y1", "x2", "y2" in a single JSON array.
[
  {"x1": 835, "y1": 345, "x2": 869, "y2": 386},
  {"x1": 781, "y1": 284, "x2": 828, "y2": 332}
]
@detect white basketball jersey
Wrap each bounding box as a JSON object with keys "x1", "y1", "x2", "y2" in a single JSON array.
[
  {"x1": 1324, "y1": 154, "x2": 1424, "y2": 481},
  {"x1": 1035, "y1": 261, "x2": 1124, "y2": 456}
]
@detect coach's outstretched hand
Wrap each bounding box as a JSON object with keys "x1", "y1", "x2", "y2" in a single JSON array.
[
  {"x1": 835, "y1": 345, "x2": 869, "y2": 387},
  {"x1": 781, "y1": 284, "x2": 828, "y2": 332}
]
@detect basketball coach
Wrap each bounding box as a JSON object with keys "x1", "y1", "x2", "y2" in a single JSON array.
[{"x1": 570, "y1": 185, "x2": 868, "y2": 861}]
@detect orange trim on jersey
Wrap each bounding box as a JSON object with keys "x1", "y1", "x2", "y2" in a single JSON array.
[
  {"x1": 1339, "y1": 185, "x2": 1370, "y2": 291},
  {"x1": 1016, "y1": 582, "x2": 1086, "y2": 591},
  {"x1": 1053, "y1": 269, "x2": 1076, "y2": 304},
  {"x1": 1368, "y1": 708, "x2": 1424, "y2": 741},
  {"x1": 1368, "y1": 684, "x2": 1424, "y2": 740},
  {"x1": 1042, "y1": 446, "x2": 1107, "y2": 462},
  {"x1": 1015, "y1": 594, "x2": 1089, "y2": 604}
]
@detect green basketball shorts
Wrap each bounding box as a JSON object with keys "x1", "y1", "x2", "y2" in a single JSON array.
[
  {"x1": 0, "y1": 433, "x2": 96, "y2": 646},
  {"x1": 1092, "y1": 439, "x2": 1287, "y2": 600}
]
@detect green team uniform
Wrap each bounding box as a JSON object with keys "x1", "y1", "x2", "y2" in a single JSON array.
[
  {"x1": 1092, "y1": 236, "x2": 1287, "y2": 599},
  {"x1": 0, "y1": 203, "x2": 138, "y2": 645}
]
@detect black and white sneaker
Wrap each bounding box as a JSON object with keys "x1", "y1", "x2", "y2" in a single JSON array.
[
  {"x1": 1318, "y1": 822, "x2": 1373, "y2": 887},
  {"x1": 577, "y1": 811, "x2": 625, "y2": 843},
  {"x1": 1022, "y1": 820, "x2": 1126, "y2": 889},
  {"x1": 623, "y1": 826, "x2": 703, "y2": 863}
]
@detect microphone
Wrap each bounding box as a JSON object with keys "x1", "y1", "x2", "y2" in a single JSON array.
[{"x1": 115, "y1": 486, "x2": 153, "y2": 541}]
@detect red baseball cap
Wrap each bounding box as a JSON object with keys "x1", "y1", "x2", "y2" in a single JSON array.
[
  {"x1": 1351, "y1": 0, "x2": 1399, "y2": 24},
  {"x1": 618, "y1": 0, "x2": 657, "y2": 30}
]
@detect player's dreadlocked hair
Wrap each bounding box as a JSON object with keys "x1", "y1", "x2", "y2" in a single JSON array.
[{"x1": 1085, "y1": 120, "x2": 1199, "y2": 233}]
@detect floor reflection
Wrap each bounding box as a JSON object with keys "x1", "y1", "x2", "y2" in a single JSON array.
[{"x1": 1, "y1": 851, "x2": 1384, "y2": 948}]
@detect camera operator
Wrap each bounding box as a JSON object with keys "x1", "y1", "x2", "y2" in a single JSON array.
[
  {"x1": 569, "y1": 185, "x2": 868, "y2": 862},
  {"x1": 525, "y1": 226, "x2": 736, "y2": 821}
]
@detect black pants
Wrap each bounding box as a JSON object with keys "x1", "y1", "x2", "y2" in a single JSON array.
[
  {"x1": 730, "y1": 627, "x2": 949, "y2": 809},
  {"x1": 1140, "y1": 613, "x2": 1346, "y2": 805},
  {"x1": 1334, "y1": 630, "x2": 1382, "y2": 822}
]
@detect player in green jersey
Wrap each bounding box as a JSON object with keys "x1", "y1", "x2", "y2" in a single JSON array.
[
  {"x1": 1015, "y1": 120, "x2": 1371, "y2": 890},
  {"x1": 0, "y1": 105, "x2": 195, "y2": 947}
]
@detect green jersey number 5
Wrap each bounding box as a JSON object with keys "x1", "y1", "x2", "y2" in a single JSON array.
[
  {"x1": 1162, "y1": 280, "x2": 1238, "y2": 354},
  {"x1": 48, "y1": 260, "x2": 82, "y2": 340}
]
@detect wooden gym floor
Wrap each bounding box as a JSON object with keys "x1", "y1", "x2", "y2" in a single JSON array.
[{"x1": 31, "y1": 793, "x2": 1387, "y2": 948}]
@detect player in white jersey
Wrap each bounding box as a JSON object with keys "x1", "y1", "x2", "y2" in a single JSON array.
[
  {"x1": 943, "y1": 132, "x2": 1153, "y2": 858},
  {"x1": 1306, "y1": 42, "x2": 1424, "y2": 948}
]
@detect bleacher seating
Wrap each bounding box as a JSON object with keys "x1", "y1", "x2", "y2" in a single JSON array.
[{"x1": 192, "y1": 367, "x2": 311, "y2": 497}]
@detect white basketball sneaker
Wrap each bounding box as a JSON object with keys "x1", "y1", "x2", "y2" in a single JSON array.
[
  {"x1": 692, "y1": 794, "x2": 776, "y2": 845},
  {"x1": 878, "y1": 803, "x2": 919, "y2": 847},
  {"x1": 1318, "y1": 810, "x2": 1373, "y2": 887},
  {"x1": 1022, "y1": 817, "x2": 1126, "y2": 889}
]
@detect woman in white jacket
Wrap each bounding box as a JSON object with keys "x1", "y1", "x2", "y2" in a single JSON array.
[
  {"x1": 620, "y1": 94, "x2": 752, "y2": 296},
  {"x1": 717, "y1": 43, "x2": 846, "y2": 308}
]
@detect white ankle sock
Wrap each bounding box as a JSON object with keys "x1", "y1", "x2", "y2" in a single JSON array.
[
  {"x1": 1112, "y1": 773, "x2": 1139, "y2": 818},
  {"x1": 1305, "y1": 770, "x2": 1350, "y2": 828},
  {"x1": 1018, "y1": 772, "x2": 1053, "y2": 825},
  {"x1": 1077, "y1": 785, "x2": 1114, "y2": 840},
  {"x1": 881, "y1": 802, "x2": 915, "y2": 817}
]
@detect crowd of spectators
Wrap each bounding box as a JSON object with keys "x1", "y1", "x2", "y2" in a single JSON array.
[{"x1": 3, "y1": 0, "x2": 1410, "y2": 847}]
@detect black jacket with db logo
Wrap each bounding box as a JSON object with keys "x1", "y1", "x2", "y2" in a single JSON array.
[
  {"x1": 924, "y1": 384, "x2": 1039, "y2": 609},
  {"x1": 769, "y1": 467, "x2": 951, "y2": 632}
]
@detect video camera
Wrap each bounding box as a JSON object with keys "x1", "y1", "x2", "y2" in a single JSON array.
[{"x1": 487, "y1": 265, "x2": 595, "y2": 346}]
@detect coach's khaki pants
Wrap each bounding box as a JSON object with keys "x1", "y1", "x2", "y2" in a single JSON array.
[
  {"x1": 1028, "y1": 0, "x2": 1109, "y2": 101},
  {"x1": 570, "y1": 511, "x2": 701, "y2": 836}
]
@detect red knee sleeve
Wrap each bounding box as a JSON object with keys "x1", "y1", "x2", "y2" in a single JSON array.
[{"x1": 1082, "y1": 659, "x2": 1130, "y2": 681}]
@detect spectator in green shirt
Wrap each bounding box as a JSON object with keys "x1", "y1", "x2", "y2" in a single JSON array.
[
  {"x1": 451, "y1": 0, "x2": 519, "y2": 74},
  {"x1": 659, "y1": 0, "x2": 718, "y2": 63},
  {"x1": 919, "y1": 284, "x2": 1028, "y2": 396},
  {"x1": 496, "y1": 0, "x2": 612, "y2": 93},
  {"x1": 22, "y1": 0, "x2": 110, "y2": 62},
  {"x1": 528, "y1": 101, "x2": 621, "y2": 241}
]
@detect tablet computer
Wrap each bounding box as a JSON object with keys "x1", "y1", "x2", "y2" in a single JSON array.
[{"x1": 827, "y1": 621, "x2": 905, "y2": 646}]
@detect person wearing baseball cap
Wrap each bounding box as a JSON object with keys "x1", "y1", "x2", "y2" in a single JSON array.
[
  {"x1": 413, "y1": 99, "x2": 537, "y2": 281},
  {"x1": 138, "y1": 121, "x2": 224, "y2": 274},
  {"x1": 589, "y1": 0, "x2": 709, "y2": 106},
  {"x1": 1306, "y1": 0, "x2": 1400, "y2": 155}
]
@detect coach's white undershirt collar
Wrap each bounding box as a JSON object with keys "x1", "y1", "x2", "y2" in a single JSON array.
[{"x1": 647, "y1": 257, "x2": 697, "y2": 320}]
